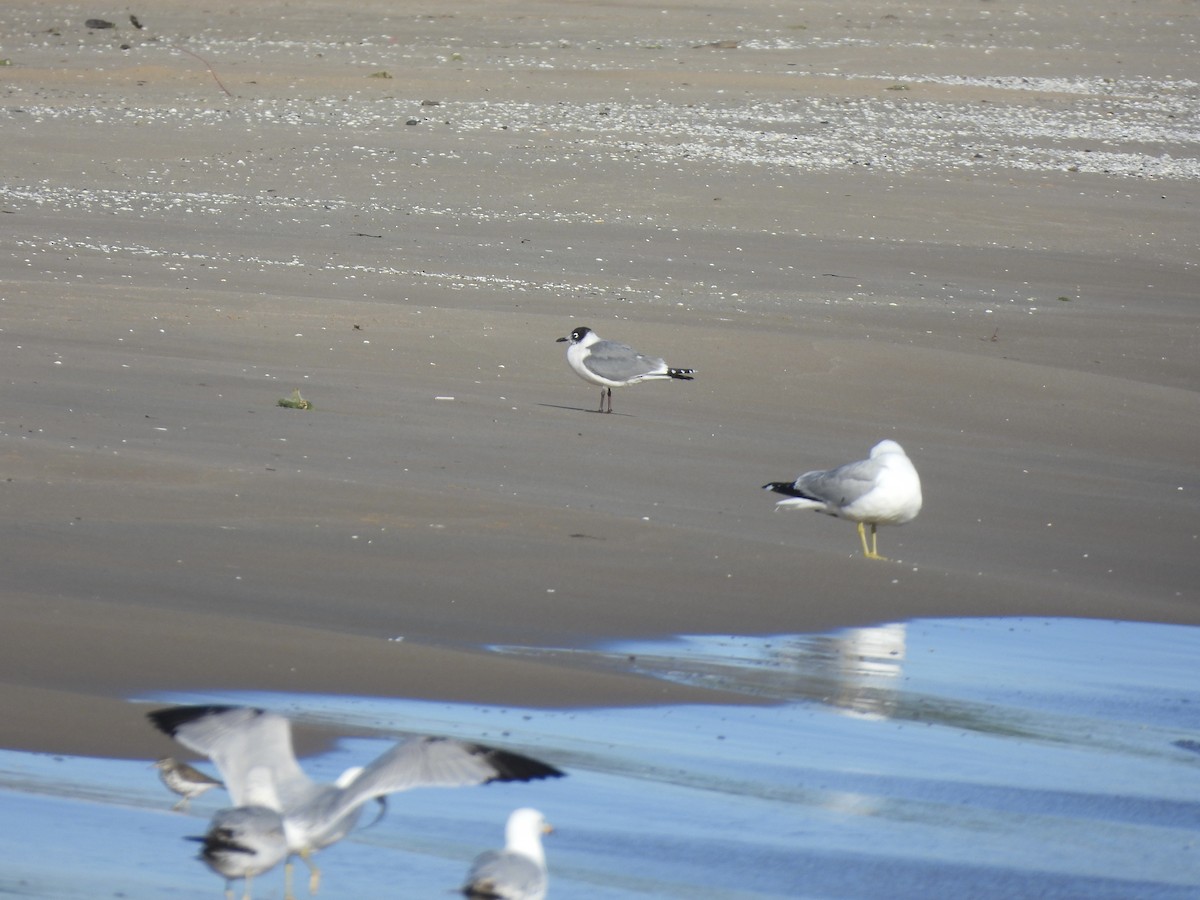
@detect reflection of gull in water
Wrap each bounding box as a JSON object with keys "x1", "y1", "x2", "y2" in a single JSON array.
[
  {"x1": 708, "y1": 625, "x2": 907, "y2": 719},
  {"x1": 588, "y1": 624, "x2": 908, "y2": 720},
  {"x1": 818, "y1": 623, "x2": 907, "y2": 720},
  {"x1": 154, "y1": 757, "x2": 224, "y2": 811},
  {"x1": 763, "y1": 439, "x2": 922, "y2": 560},
  {"x1": 148, "y1": 705, "x2": 564, "y2": 897},
  {"x1": 461, "y1": 807, "x2": 552, "y2": 900}
]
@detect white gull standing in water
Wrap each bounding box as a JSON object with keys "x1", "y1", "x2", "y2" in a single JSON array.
[{"x1": 461, "y1": 807, "x2": 552, "y2": 900}]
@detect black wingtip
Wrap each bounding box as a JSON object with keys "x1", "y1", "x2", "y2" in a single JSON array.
[
  {"x1": 668, "y1": 367, "x2": 695, "y2": 380},
  {"x1": 146, "y1": 704, "x2": 247, "y2": 737},
  {"x1": 462, "y1": 885, "x2": 505, "y2": 900},
  {"x1": 762, "y1": 481, "x2": 804, "y2": 497},
  {"x1": 481, "y1": 747, "x2": 565, "y2": 784}
]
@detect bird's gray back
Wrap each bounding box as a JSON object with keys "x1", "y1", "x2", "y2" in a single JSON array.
[
  {"x1": 464, "y1": 850, "x2": 546, "y2": 900},
  {"x1": 583, "y1": 339, "x2": 665, "y2": 381},
  {"x1": 797, "y1": 456, "x2": 883, "y2": 506},
  {"x1": 209, "y1": 805, "x2": 284, "y2": 839}
]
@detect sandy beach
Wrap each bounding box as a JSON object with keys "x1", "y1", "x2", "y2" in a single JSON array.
[{"x1": 2, "y1": 0, "x2": 1198, "y2": 770}]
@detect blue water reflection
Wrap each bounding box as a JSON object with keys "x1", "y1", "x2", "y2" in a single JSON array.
[{"x1": 0, "y1": 618, "x2": 1197, "y2": 898}]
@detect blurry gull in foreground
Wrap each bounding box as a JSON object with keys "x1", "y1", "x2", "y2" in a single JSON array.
[
  {"x1": 763, "y1": 439, "x2": 922, "y2": 560},
  {"x1": 148, "y1": 705, "x2": 564, "y2": 898},
  {"x1": 556, "y1": 326, "x2": 694, "y2": 413},
  {"x1": 191, "y1": 794, "x2": 288, "y2": 900},
  {"x1": 461, "y1": 807, "x2": 552, "y2": 900}
]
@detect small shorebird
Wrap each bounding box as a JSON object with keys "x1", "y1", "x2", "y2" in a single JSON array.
[
  {"x1": 461, "y1": 808, "x2": 553, "y2": 900},
  {"x1": 148, "y1": 705, "x2": 564, "y2": 898},
  {"x1": 763, "y1": 439, "x2": 923, "y2": 561},
  {"x1": 154, "y1": 757, "x2": 225, "y2": 811},
  {"x1": 556, "y1": 326, "x2": 695, "y2": 413}
]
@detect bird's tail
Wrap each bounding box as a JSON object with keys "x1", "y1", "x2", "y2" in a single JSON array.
[
  {"x1": 668, "y1": 367, "x2": 695, "y2": 380},
  {"x1": 762, "y1": 481, "x2": 807, "y2": 498},
  {"x1": 763, "y1": 482, "x2": 820, "y2": 504}
]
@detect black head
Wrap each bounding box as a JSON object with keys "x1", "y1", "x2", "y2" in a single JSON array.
[{"x1": 556, "y1": 326, "x2": 592, "y2": 344}]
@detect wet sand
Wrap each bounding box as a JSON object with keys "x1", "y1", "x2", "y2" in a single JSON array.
[{"x1": 1, "y1": 0, "x2": 1197, "y2": 759}]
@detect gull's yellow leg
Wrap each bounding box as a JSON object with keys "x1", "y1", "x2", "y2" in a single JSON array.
[
  {"x1": 300, "y1": 850, "x2": 321, "y2": 895},
  {"x1": 284, "y1": 859, "x2": 296, "y2": 900},
  {"x1": 857, "y1": 522, "x2": 871, "y2": 556},
  {"x1": 242, "y1": 872, "x2": 253, "y2": 900},
  {"x1": 859, "y1": 522, "x2": 889, "y2": 561}
]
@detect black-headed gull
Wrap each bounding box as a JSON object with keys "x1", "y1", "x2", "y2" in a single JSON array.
[{"x1": 556, "y1": 326, "x2": 694, "y2": 413}]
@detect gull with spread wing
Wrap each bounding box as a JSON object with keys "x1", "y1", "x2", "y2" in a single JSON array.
[{"x1": 148, "y1": 705, "x2": 564, "y2": 898}]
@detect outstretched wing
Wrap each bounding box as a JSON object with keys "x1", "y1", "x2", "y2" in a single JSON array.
[
  {"x1": 317, "y1": 737, "x2": 563, "y2": 827},
  {"x1": 147, "y1": 705, "x2": 313, "y2": 808}
]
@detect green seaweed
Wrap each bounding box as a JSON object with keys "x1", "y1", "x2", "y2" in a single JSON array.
[{"x1": 277, "y1": 389, "x2": 313, "y2": 410}]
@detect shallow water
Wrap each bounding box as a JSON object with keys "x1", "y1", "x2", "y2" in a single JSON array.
[{"x1": 1, "y1": 617, "x2": 1198, "y2": 898}]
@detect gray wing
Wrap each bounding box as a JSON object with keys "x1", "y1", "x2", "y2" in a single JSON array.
[
  {"x1": 463, "y1": 850, "x2": 546, "y2": 900},
  {"x1": 583, "y1": 339, "x2": 667, "y2": 382},
  {"x1": 147, "y1": 706, "x2": 314, "y2": 808},
  {"x1": 795, "y1": 455, "x2": 883, "y2": 507},
  {"x1": 319, "y1": 737, "x2": 562, "y2": 827}
]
